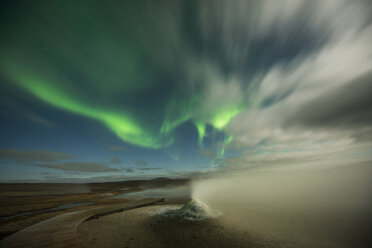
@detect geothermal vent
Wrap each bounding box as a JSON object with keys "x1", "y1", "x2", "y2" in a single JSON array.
[{"x1": 157, "y1": 199, "x2": 221, "y2": 221}]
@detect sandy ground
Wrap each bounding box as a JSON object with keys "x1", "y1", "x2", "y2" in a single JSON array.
[
  {"x1": 77, "y1": 205, "x2": 282, "y2": 248},
  {"x1": 0, "y1": 193, "x2": 130, "y2": 240},
  {"x1": 0, "y1": 178, "x2": 189, "y2": 239},
  {"x1": 0, "y1": 199, "x2": 163, "y2": 248}
]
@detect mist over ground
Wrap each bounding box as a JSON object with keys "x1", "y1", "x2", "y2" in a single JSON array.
[{"x1": 192, "y1": 161, "x2": 372, "y2": 247}]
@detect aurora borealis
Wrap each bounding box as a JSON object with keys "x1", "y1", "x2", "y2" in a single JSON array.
[
  {"x1": 1, "y1": 0, "x2": 372, "y2": 182},
  {"x1": 1, "y1": 0, "x2": 244, "y2": 150}
]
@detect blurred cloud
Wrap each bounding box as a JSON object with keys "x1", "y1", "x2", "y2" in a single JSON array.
[
  {"x1": 135, "y1": 160, "x2": 148, "y2": 166},
  {"x1": 122, "y1": 167, "x2": 134, "y2": 173},
  {"x1": 0, "y1": 148, "x2": 74, "y2": 163},
  {"x1": 33, "y1": 160, "x2": 120, "y2": 172},
  {"x1": 107, "y1": 145, "x2": 127, "y2": 152},
  {"x1": 0, "y1": 95, "x2": 57, "y2": 127},
  {"x1": 138, "y1": 167, "x2": 162, "y2": 171},
  {"x1": 142, "y1": 0, "x2": 372, "y2": 162},
  {"x1": 109, "y1": 157, "x2": 122, "y2": 165},
  {"x1": 0, "y1": 148, "x2": 122, "y2": 172},
  {"x1": 217, "y1": 0, "x2": 372, "y2": 166}
]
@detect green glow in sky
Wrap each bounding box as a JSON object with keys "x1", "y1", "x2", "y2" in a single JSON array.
[
  {"x1": 210, "y1": 107, "x2": 244, "y2": 130},
  {"x1": 9, "y1": 71, "x2": 172, "y2": 148},
  {"x1": 1, "y1": 59, "x2": 245, "y2": 149},
  {"x1": 0, "y1": 0, "x2": 249, "y2": 151},
  {"x1": 195, "y1": 122, "x2": 206, "y2": 146}
]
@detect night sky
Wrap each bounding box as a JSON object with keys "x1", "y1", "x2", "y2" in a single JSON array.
[{"x1": 1, "y1": 0, "x2": 371, "y2": 182}]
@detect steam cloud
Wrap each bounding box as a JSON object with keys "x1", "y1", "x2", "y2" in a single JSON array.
[{"x1": 192, "y1": 161, "x2": 372, "y2": 247}]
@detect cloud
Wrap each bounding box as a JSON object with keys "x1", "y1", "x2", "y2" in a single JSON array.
[
  {"x1": 0, "y1": 95, "x2": 57, "y2": 127},
  {"x1": 0, "y1": 148, "x2": 75, "y2": 163},
  {"x1": 109, "y1": 157, "x2": 122, "y2": 165},
  {"x1": 0, "y1": 148, "x2": 123, "y2": 173},
  {"x1": 135, "y1": 160, "x2": 148, "y2": 166},
  {"x1": 198, "y1": 149, "x2": 216, "y2": 158},
  {"x1": 70, "y1": 174, "x2": 168, "y2": 183},
  {"x1": 284, "y1": 72, "x2": 372, "y2": 130},
  {"x1": 33, "y1": 157, "x2": 123, "y2": 172},
  {"x1": 33, "y1": 161, "x2": 120, "y2": 172},
  {"x1": 138, "y1": 167, "x2": 162, "y2": 171},
  {"x1": 122, "y1": 167, "x2": 134, "y2": 173},
  {"x1": 220, "y1": 0, "x2": 372, "y2": 165},
  {"x1": 107, "y1": 145, "x2": 127, "y2": 152},
  {"x1": 136, "y1": 0, "x2": 372, "y2": 154}
]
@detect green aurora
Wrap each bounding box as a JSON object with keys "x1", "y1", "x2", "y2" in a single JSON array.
[{"x1": 0, "y1": 0, "x2": 248, "y2": 150}]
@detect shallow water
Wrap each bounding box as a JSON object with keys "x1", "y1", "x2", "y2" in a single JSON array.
[
  {"x1": 0, "y1": 202, "x2": 94, "y2": 220},
  {"x1": 109, "y1": 185, "x2": 191, "y2": 199}
]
